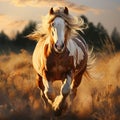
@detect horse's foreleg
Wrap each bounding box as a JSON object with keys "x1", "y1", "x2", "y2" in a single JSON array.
[
  {"x1": 37, "y1": 74, "x2": 55, "y2": 108},
  {"x1": 43, "y1": 80, "x2": 55, "y2": 104},
  {"x1": 52, "y1": 73, "x2": 72, "y2": 116},
  {"x1": 36, "y1": 74, "x2": 48, "y2": 106}
]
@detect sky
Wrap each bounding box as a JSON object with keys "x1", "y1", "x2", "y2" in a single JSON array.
[{"x1": 0, "y1": 0, "x2": 120, "y2": 38}]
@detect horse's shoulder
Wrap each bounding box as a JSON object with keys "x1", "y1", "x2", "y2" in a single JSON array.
[
  {"x1": 32, "y1": 39, "x2": 47, "y2": 75},
  {"x1": 66, "y1": 37, "x2": 88, "y2": 68}
]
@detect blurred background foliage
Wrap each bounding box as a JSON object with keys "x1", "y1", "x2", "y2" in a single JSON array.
[{"x1": 0, "y1": 15, "x2": 120, "y2": 55}]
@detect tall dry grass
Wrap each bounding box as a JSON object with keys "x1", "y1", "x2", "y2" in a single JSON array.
[{"x1": 0, "y1": 50, "x2": 120, "y2": 120}]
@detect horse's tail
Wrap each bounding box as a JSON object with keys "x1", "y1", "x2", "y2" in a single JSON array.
[{"x1": 84, "y1": 48, "x2": 96, "y2": 80}]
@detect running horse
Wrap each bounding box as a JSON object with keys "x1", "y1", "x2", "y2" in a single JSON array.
[{"x1": 28, "y1": 7, "x2": 90, "y2": 116}]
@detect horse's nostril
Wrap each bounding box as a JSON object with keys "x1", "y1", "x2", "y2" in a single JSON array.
[
  {"x1": 55, "y1": 43, "x2": 57, "y2": 48},
  {"x1": 55, "y1": 43, "x2": 60, "y2": 49},
  {"x1": 55, "y1": 43, "x2": 64, "y2": 50},
  {"x1": 61, "y1": 43, "x2": 65, "y2": 49}
]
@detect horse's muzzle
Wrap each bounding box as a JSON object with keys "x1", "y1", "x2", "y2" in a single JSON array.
[{"x1": 54, "y1": 43, "x2": 65, "y2": 53}]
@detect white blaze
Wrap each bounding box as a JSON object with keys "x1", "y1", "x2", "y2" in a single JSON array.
[{"x1": 52, "y1": 17, "x2": 65, "y2": 46}]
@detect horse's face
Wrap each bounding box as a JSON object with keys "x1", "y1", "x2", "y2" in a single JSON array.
[{"x1": 50, "y1": 17, "x2": 66, "y2": 53}]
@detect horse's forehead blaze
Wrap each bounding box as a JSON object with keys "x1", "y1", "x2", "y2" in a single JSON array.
[
  {"x1": 54, "y1": 17, "x2": 64, "y2": 24},
  {"x1": 52, "y1": 17, "x2": 65, "y2": 31}
]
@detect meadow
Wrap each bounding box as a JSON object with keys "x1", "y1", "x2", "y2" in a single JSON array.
[{"x1": 0, "y1": 50, "x2": 120, "y2": 120}]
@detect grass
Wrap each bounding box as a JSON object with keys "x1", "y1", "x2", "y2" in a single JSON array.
[{"x1": 0, "y1": 50, "x2": 120, "y2": 120}]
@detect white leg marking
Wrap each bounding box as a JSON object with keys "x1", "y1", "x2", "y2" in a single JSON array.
[
  {"x1": 61, "y1": 75, "x2": 72, "y2": 96},
  {"x1": 43, "y1": 79, "x2": 55, "y2": 104}
]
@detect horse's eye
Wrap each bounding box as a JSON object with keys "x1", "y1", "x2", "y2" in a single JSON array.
[
  {"x1": 65, "y1": 22, "x2": 69, "y2": 28},
  {"x1": 51, "y1": 22, "x2": 54, "y2": 27},
  {"x1": 52, "y1": 31, "x2": 54, "y2": 36}
]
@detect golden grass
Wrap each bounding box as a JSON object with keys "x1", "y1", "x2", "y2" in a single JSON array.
[{"x1": 0, "y1": 51, "x2": 120, "y2": 120}]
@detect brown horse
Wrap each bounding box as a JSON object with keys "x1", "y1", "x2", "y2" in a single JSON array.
[{"x1": 28, "y1": 7, "x2": 90, "y2": 116}]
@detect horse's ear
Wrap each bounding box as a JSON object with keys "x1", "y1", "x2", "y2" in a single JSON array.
[
  {"x1": 64, "y1": 7, "x2": 69, "y2": 15},
  {"x1": 49, "y1": 7, "x2": 54, "y2": 15}
]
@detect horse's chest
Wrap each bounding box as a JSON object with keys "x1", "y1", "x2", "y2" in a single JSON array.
[
  {"x1": 46, "y1": 54, "x2": 74, "y2": 80},
  {"x1": 47, "y1": 56, "x2": 73, "y2": 71}
]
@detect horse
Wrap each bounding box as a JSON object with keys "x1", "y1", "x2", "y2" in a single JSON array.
[{"x1": 28, "y1": 7, "x2": 90, "y2": 116}]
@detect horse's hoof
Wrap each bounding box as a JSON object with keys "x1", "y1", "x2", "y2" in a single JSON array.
[
  {"x1": 53, "y1": 102, "x2": 68, "y2": 116},
  {"x1": 53, "y1": 108, "x2": 62, "y2": 116}
]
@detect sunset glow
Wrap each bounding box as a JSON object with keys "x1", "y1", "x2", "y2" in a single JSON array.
[{"x1": 0, "y1": 0, "x2": 120, "y2": 37}]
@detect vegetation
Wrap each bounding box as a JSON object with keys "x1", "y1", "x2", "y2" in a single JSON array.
[
  {"x1": 0, "y1": 49, "x2": 120, "y2": 120},
  {"x1": 0, "y1": 15, "x2": 120, "y2": 120},
  {"x1": 0, "y1": 21, "x2": 37, "y2": 54},
  {"x1": 0, "y1": 15, "x2": 120, "y2": 54},
  {"x1": 80, "y1": 15, "x2": 115, "y2": 53}
]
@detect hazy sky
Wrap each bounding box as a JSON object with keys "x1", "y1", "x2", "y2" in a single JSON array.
[{"x1": 0, "y1": 0, "x2": 120, "y2": 38}]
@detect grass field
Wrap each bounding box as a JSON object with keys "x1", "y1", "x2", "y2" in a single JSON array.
[{"x1": 0, "y1": 50, "x2": 120, "y2": 120}]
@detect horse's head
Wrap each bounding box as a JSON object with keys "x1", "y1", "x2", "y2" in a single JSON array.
[
  {"x1": 49, "y1": 7, "x2": 69, "y2": 53},
  {"x1": 27, "y1": 7, "x2": 85, "y2": 54}
]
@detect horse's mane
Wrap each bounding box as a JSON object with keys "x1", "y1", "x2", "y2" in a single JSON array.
[{"x1": 28, "y1": 7, "x2": 86, "y2": 41}]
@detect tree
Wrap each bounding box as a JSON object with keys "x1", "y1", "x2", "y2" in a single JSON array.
[
  {"x1": 0, "y1": 31, "x2": 10, "y2": 44},
  {"x1": 79, "y1": 15, "x2": 114, "y2": 53},
  {"x1": 111, "y1": 27, "x2": 120, "y2": 51},
  {"x1": 13, "y1": 21, "x2": 37, "y2": 52},
  {"x1": 0, "y1": 31, "x2": 11, "y2": 54}
]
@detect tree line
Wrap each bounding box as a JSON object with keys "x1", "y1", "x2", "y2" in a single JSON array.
[
  {"x1": 0, "y1": 15, "x2": 120, "y2": 55},
  {"x1": 0, "y1": 21, "x2": 36, "y2": 54}
]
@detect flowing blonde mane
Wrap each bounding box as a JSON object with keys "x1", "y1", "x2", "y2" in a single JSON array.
[{"x1": 28, "y1": 7, "x2": 86, "y2": 41}]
